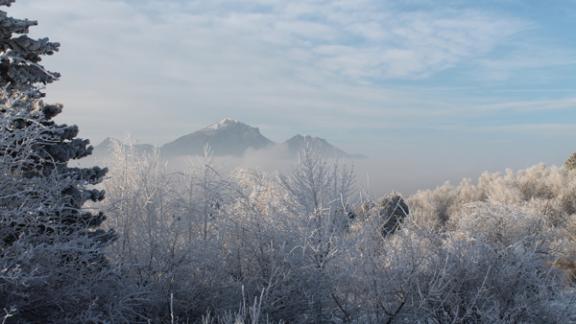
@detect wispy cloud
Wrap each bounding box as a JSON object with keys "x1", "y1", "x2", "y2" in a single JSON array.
[
  {"x1": 15, "y1": 0, "x2": 529, "y2": 84},
  {"x1": 116, "y1": 0, "x2": 529, "y2": 80}
]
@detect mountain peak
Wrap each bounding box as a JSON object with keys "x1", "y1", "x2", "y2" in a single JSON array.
[
  {"x1": 93, "y1": 137, "x2": 154, "y2": 157},
  {"x1": 206, "y1": 118, "x2": 242, "y2": 130},
  {"x1": 289, "y1": 134, "x2": 321, "y2": 140},
  {"x1": 283, "y1": 134, "x2": 366, "y2": 159},
  {"x1": 283, "y1": 134, "x2": 349, "y2": 158},
  {"x1": 287, "y1": 134, "x2": 331, "y2": 146},
  {"x1": 94, "y1": 137, "x2": 124, "y2": 152},
  {"x1": 162, "y1": 118, "x2": 274, "y2": 157}
]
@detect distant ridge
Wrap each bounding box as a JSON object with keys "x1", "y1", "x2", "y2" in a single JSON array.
[
  {"x1": 93, "y1": 137, "x2": 155, "y2": 157},
  {"x1": 282, "y1": 135, "x2": 352, "y2": 159},
  {"x1": 93, "y1": 119, "x2": 364, "y2": 159}
]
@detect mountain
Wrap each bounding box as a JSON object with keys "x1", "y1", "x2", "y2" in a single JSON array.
[
  {"x1": 281, "y1": 135, "x2": 362, "y2": 159},
  {"x1": 92, "y1": 137, "x2": 155, "y2": 158},
  {"x1": 91, "y1": 119, "x2": 364, "y2": 160},
  {"x1": 161, "y1": 118, "x2": 274, "y2": 157}
]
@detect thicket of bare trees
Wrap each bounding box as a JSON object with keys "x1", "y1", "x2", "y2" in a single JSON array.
[{"x1": 96, "y1": 142, "x2": 576, "y2": 323}]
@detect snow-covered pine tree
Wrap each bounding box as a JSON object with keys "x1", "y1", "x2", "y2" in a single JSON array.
[{"x1": 0, "y1": 1, "x2": 120, "y2": 321}]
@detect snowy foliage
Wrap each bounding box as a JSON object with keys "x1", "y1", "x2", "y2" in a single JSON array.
[
  {"x1": 91, "y1": 144, "x2": 576, "y2": 323},
  {"x1": 0, "y1": 2, "x2": 59, "y2": 98},
  {"x1": 0, "y1": 2, "x2": 133, "y2": 322}
]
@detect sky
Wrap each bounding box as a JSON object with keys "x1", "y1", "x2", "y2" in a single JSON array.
[{"x1": 8, "y1": 0, "x2": 576, "y2": 189}]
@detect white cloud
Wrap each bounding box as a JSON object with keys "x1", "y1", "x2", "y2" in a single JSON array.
[{"x1": 13, "y1": 0, "x2": 528, "y2": 82}]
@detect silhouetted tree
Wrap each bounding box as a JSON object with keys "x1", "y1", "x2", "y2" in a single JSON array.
[{"x1": 378, "y1": 193, "x2": 409, "y2": 237}]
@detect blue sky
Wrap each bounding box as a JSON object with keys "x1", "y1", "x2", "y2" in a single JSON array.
[{"x1": 9, "y1": 0, "x2": 576, "y2": 182}]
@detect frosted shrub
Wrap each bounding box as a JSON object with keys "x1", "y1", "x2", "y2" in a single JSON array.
[
  {"x1": 338, "y1": 214, "x2": 574, "y2": 323},
  {"x1": 96, "y1": 145, "x2": 576, "y2": 322},
  {"x1": 409, "y1": 182, "x2": 459, "y2": 228},
  {"x1": 410, "y1": 164, "x2": 576, "y2": 232},
  {"x1": 453, "y1": 203, "x2": 548, "y2": 247}
]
